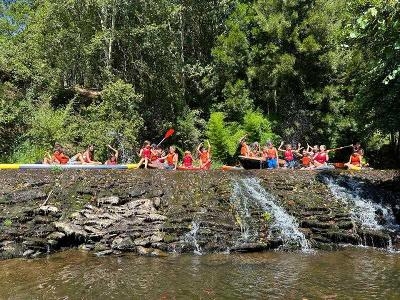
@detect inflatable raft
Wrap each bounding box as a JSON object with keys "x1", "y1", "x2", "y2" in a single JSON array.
[{"x1": 0, "y1": 164, "x2": 139, "y2": 170}]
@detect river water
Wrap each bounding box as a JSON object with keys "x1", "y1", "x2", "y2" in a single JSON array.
[{"x1": 1, "y1": 249, "x2": 399, "y2": 299}]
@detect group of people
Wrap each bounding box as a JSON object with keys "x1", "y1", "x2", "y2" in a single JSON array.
[
  {"x1": 240, "y1": 138, "x2": 365, "y2": 170},
  {"x1": 42, "y1": 143, "x2": 118, "y2": 165},
  {"x1": 137, "y1": 141, "x2": 211, "y2": 170},
  {"x1": 41, "y1": 141, "x2": 212, "y2": 171}
]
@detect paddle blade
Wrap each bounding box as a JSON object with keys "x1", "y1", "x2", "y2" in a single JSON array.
[{"x1": 164, "y1": 128, "x2": 175, "y2": 139}]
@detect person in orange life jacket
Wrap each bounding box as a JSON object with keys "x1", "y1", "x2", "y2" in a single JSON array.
[
  {"x1": 105, "y1": 144, "x2": 119, "y2": 165},
  {"x1": 82, "y1": 144, "x2": 102, "y2": 164},
  {"x1": 239, "y1": 135, "x2": 250, "y2": 156},
  {"x1": 181, "y1": 150, "x2": 194, "y2": 169},
  {"x1": 52, "y1": 145, "x2": 86, "y2": 164},
  {"x1": 313, "y1": 145, "x2": 329, "y2": 167},
  {"x1": 161, "y1": 146, "x2": 178, "y2": 170},
  {"x1": 197, "y1": 141, "x2": 211, "y2": 169},
  {"x1": 249, "y1": 142, "x2": 261, "y2": 157},
  {"x1": 298, "y1": 149, "x2": 313, "y2": 169},
  {"x1": 138, "y1": 140, "x2": 151, "y2": 169},
  {"x1": 263, "y1": 141, "x2": 279, "y2": 169},
  {"x1": 345, "y1": 149, "x2": 363, "y2": 170}
]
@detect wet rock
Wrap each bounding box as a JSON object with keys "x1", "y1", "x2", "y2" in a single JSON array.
[
  {"x1": 133, "y1": 237, "x2": 150, "y2": 247},
  {"x1": 145, "y1": 214, "x2": 167, "y2": 222},
  {"x1": 136, "y1": 246, "x2": 167, "y2": 257},
  {"x1": 97, "y1": 196, "x2": 120, "y2": 206},
  {"x1": 53, "y1": 222, "x2": 87, "y2": 238},
  {"x1": 47, "y1": 232, "x2": 66, "y2": 240},
  {"x1": 95, "y1": 249, "x2": 113, "y2": 256},
  {"x1": 153, "y1": 197, "x2": 161, "y2": 209},
  {"x1": 22, "y1": 249, "x2": 35, "y2": 257},
  {"x1": 111, "y1": 237, "x2": 135, "y2": 251},
  {"x1": 38, "y1": 205, "x2": 59, "y2": 215},
  {"x1": 129, "y1": 189, "x2": 146, "y2": 198},
  {"x1": 11, "y1": 190, "x2": 47, "y2": 203}
]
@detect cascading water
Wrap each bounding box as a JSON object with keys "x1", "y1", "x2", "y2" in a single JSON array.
[
  {"x1": 230, "y1": 178, "x2": 310, "y2": 251},
  {"x1": 322, "y1": 175, "x2": 399, "y2": 249},
  {"x1": 322, "y1": 176, "x2": 398, "y2": 231},
  {"x1": 183, "y1": 220, "x2": 202, "y2": 255}
]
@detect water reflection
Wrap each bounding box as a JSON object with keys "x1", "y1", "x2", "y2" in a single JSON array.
[{"x1": 0, "y1": 249, "x2": 399, "y2": 299}]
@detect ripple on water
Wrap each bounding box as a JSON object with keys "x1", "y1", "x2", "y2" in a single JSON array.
[{"x1": 0, "y1": 249, "x2": 399, "y2": 299}]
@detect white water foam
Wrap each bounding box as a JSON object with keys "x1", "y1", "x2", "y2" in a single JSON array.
[
  {"x1": 323, "y1": 176, "x2": 396, "y2": 230},
  {"x1": 231, "y1": 178, "x2": 311, "y2": 251},
  {"x1": 183, "y1": 220, "x2": 202, "y2": 255}
]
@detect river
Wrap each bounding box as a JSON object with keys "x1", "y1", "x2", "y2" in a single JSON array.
[{"x1": 1, "y1": 248, "x2": 399, "y2": 299}]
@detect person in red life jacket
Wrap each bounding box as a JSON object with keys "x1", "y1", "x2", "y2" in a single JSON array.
[
  {"x1": 181, "y1": 150, "x2": 194, "y2": 169},
  {"x1": 345, "y1": 149, "x2": 363, "y2": 170},
  {"x1": 298, "y1": 149, "x2": 313, "y2": 169},
  {"x1": 82, "y1": 144, "x2": 102, "y2": 164},
  {"x1": 263, "y1": 141, "x2": 279, "y2": 169},
  {"x1": 313, "y1": 145, "x2": 329, "y2": 167},
  {"x1": 161, "y1": 146, "x2": 178, "y2": 170},
  {"x1": 52, "y1": 146, "x2": 86, "y2": 164},
  {"x1": 138, "y1": 140, "x2": 151, "y2": 169},
  {"x1": 197, "y1": 141, "x2": 212, "y2": 169},
  {"x1": 105, "y1": 144, "x2": 119, "y2": 165},
  {"x1": 278, "y1": 142, "x2": 297, "y2": 169},
  {"x1": 239, "y1": 136, "x2": 250, "y2": 157}
]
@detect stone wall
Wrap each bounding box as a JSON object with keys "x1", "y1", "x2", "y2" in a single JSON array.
[{"x1": 0, "y1": 169, "x2": 399, "y2": 259}]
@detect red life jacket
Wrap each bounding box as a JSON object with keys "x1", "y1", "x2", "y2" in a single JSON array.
[
  {"x1": 314, "y1": 152, "x2": 327, "y2": 164},
  {"x1": 183, "y1": 155, "x2": 193, "y2": 167},
  {"x1": 284, "y1": 150, "x2": 294, "y2": 161},
  {"x1": 142, "y1": 147, "x2": 151, "y2": 159}
]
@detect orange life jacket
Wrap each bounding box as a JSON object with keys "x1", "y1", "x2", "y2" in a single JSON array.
[
  {"x1": 200, "y1": 151, "x2": 209, "y2": 163},
  {"x1": 350, "y1": 154, "x2": 361, "y2": 166},
  {"x1": 267, "y1": 148, "x2": 276, "y2": 159},
  {"x1": 166, "y1": 153, "x2": 175, "y2": 165}
]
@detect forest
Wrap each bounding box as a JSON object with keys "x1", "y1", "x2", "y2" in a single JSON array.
[{"x1": 0, "y1": 0, "x2": 399, "y2": 167}]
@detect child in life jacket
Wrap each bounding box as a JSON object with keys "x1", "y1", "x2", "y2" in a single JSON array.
[
  {"x1": 239, "y1": 136, "x2": 250, "y2": 157},
  {"x1": 313, "y1": 145, "x2": 329, "y2": 167},
  {"x1": 161, "y1": 146, "x2": 178, "y2": 170},
  {"x1": 278, "y1": 142, "x2": 296, "y2": 169},
  {"x1": 105, "y1": 144, "x2": 119, "y2": 165},
  {"x1": 197, "y1": 141, "x2": 212, "y2": 170},
  {"x1": 263, "y1": 141, "x2": 279, "y2": 169},
  {"x1": 138, "y1": 140, "x2": 151, "y2": 169},
  {"x1": 82, "y1": 144, "x2": 102, "y2": 164},
  {"x1": 181, "y1": 150, "x2": 194, "y2": 169},
  {"x1": 298, "y1": 149, "x2": 313, "y2": 169},
  {"x1": 345, "y1": 149, "x2": 363, "y2": 170}
]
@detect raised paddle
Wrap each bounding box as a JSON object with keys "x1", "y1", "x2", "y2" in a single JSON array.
[
  {"x1": 157, "y1": 129, "x2": 175, "y2": 147},
  {"x1": 327, "y1": 144, "x2": 353, "y2": 152}
]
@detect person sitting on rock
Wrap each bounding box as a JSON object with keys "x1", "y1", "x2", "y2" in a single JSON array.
[
  {"x1": 52, "y1": 146, "x2": 86, "y2": 164},
  {"x1": 197, "y1": 141, "x2": 211, "y2": 169},
  {"x1": 161, "y1": 146, "x2": 178, "y2": 170},
  {"x1": 137, "y1": 140, "x2": 151, "y2": 169},
  {"x1": 105, "y1": 144, "x2": 119, "y2": 165},
  {"x1": 82, "y1": 144, "x2": 102, "y2": 165},
  {"x1": 263, "y1": 141, "x2": 279, "y2": 169},
  {"x1": 313, "y1": 145, "x2": 329, "y2": 167},
  {"x1": 345, "y1": 149, "x2": 363, "y2": 170},
  {"x1": 181, "y1": 150, "x2": 194, "y2": 169},
  {"x1": 239, "y1": 135, "x2": 250, "y2": 156}
]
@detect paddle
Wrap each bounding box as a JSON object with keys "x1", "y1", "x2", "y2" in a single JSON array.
[
  {"x1": 157, "y1": 129, "x2": 175, "y2": 147},
  {"x1": 327, "y1": 144, "x2": 353, "y2": 152}
]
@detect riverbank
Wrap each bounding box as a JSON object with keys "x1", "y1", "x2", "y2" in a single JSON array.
[{"x1": 0, "y1": 169, "x2": 399, "y2": 259}]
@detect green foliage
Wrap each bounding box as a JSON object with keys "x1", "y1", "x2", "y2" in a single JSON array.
[
  {"x1": 3, "y1": 219, "x2": 12, "y2": 227},
  {"x1": 206, "y1": 110, "x2": 276, "y2": 163},
  {"x1": 176, "y1": 109, "x2": 206, "y2": 151},
  {"x1": 263, "y1": 212, "x2": 272, "y2": 223}
]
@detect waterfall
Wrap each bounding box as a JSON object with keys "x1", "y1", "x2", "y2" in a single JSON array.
[
  {"x1": 322, "y1": 175, "x2": 399, "y2": 250},
  {"x1": 183, "y1": 220, "x2": 202, "y2": 255},
  {"x1": 323, "y1": 176, "x2": 397, "y2": 231},
  {"x1": 230, "y1": 178, "x2": 310, "y2": 251}
]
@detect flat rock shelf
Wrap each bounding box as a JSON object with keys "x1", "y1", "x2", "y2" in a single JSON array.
[{"x1": 0, "y1": 169, "x2": 399, "y2": 259}]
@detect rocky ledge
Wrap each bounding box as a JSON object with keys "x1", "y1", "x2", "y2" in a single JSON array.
[{"x1": 0, "y1": 169, "x2": 399, "y2": 259}]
